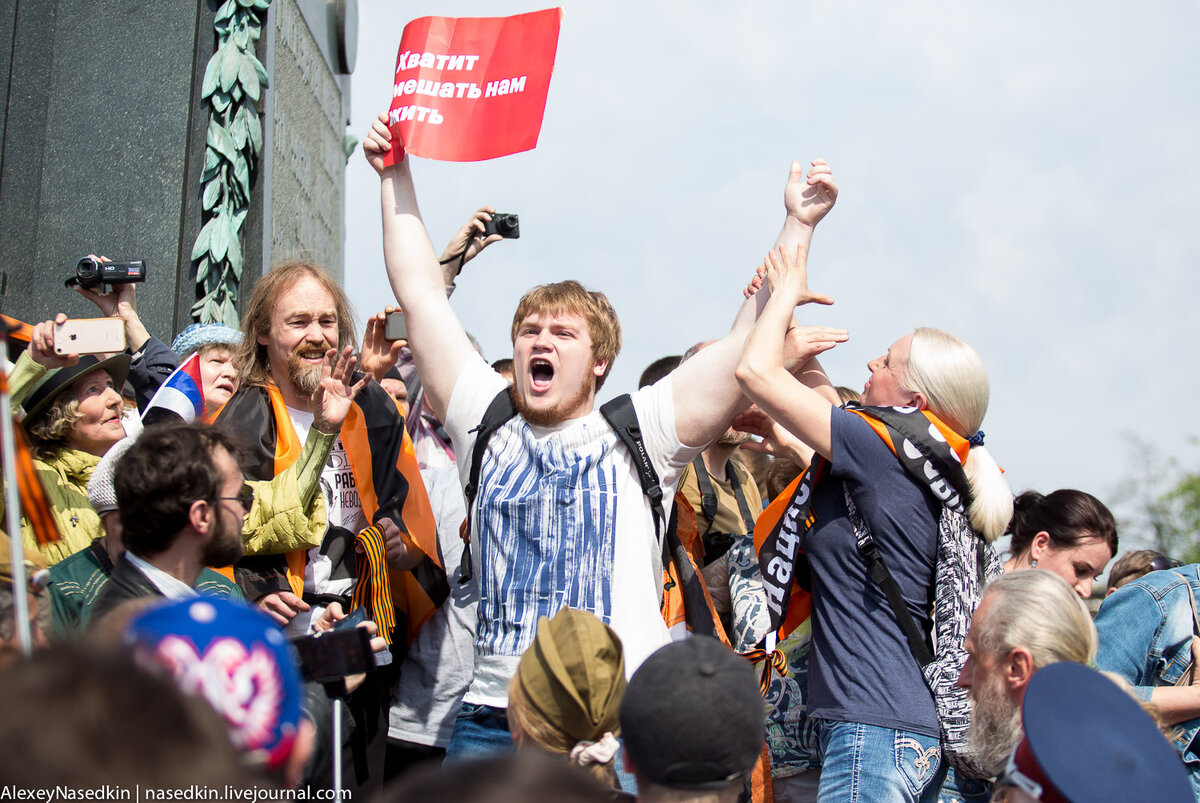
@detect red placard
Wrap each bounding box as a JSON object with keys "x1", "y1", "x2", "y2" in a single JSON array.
[{"x1": 384, "y1": 8, "x2": 563, "y2": 163}]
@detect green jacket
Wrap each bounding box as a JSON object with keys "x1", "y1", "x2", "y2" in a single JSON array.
[
  {"x1": 5, "y1": 353, "x2": 103, "y2": 564},
  {"x1": 6, "y1": 350, "x2": 330, "y2": 565},
  {"x1": 47, "y1": 537, "x2": 243, "y2": 637}
]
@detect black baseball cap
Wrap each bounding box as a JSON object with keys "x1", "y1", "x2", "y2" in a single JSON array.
[{"x1": 619, "y1": 637, "x2": 763, "y2": 790}]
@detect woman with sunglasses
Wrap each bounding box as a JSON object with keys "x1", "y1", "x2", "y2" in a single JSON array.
[{"x1": 1002, "y1": 489, "x2": 1118, "y2": 599}]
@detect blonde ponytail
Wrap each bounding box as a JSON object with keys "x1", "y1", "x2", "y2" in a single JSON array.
[{"x1": 903, "y1": 327, "x2": 1012, "y2": 540}]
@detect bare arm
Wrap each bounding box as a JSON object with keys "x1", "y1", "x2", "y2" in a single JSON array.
[
  {"x1": 438, "y1": 206, "x2": 504, "y2": 287},
  {"x1": 1145, "y1": 686, "x2": 1200, "y2": 726},
  {"x1": 735, "y1": 245, "x2": 848, "y2": 461},
  {"x1": 365, "y1": 112, "x2": 479, "y2": 422},
  {"x1": 670, "y1": 160, "x2": 839, "y2": 447}
]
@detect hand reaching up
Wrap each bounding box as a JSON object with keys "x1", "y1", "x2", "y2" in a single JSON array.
[
  {"x1": 761, "y1": 245, "x2": 834, "y2": 308},
  {"x1": 360, "y1": 307, "x2": 404, "y2": 382},
  {"x1": 28, "y1": 315, "x2": 77, "y2": 369},
  {"x1": 731, "y1": 406, "x2": 814, "y2": 468},
  {"x1": 783, "y1": 159, "x2": 838, "y2": 229},
  {"x1": 311, "y1": 346, "x2": 369, "y2": 434},
  {"x1": 363, "y1": 111, "x2": 401, "y2": 174},
  {"x1": 439, "y1": 206, "x2": 504, "y2": 277},
  {"x1": 781, "y1": 323, "x2": 849, "y2": 373}
]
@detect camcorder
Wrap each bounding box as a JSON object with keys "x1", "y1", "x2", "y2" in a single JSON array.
[
  {"x1": 290, "y1": 610, "x2": 375, "y2": 685},
  {"x1": 483, "y1": 212, "x2": 520, "y2": 239},
  {"x1": 65, "y1": 257, "x2": 146, "y2": 290}
]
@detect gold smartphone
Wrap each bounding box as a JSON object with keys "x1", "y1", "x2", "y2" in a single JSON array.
[{"x1": 54, "y1": 317, "x2": 126, "y2": 355}]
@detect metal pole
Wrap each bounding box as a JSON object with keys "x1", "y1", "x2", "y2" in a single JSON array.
[
  {"x1": 332, "y1": 697, "x2": 343, "y2": 794},
  {"x1": 0, "y1": 355, "x2": 32, "y2": 657}
]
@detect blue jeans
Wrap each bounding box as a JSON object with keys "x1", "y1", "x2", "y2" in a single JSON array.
[
  {"x1": 937, "y1": 765, "x2": 992, "y2": 803},
  {"x1": 444, "y1": 703, "x2": 513, "y2": 762},
  {"x1": 815, "y1": 720, "x2": 946, "y2": 803}
]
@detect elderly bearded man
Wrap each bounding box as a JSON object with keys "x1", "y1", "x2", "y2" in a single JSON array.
[{"x1": 216, "y1": 261, "x2": 444, "y2": 644}]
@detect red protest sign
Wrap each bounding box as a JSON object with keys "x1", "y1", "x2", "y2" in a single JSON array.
[{"x1": 384, "y1": 8, "x2": 563, "y2": 163}]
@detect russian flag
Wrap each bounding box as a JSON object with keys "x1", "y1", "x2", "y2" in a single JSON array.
[{"x1": 142, "y1": 353, "x2": 206, "y2": 426}]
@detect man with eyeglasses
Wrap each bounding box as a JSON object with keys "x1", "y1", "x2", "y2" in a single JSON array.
[
  {"x1": 1095, "y1": 557, "x2": 1200, "y2": 796},
  {"x1": 88, "y1": 421, "x2": 256, "y2": 626}
]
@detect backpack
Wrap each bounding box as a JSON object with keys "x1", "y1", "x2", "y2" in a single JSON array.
[
  {"x1": 458, "y1": 388, "x2": 720, "y2": 639},
  {"x1": 843, "y1": 484, "x2": 1002, "y2": 779}
]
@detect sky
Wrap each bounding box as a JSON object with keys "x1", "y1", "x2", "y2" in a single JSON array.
[{"x1": 342, "y1": 1, "x2": 1200, "y2": 550}]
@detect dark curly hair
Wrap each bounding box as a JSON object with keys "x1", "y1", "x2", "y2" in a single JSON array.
[{"x1": 114, "y1": 422, "x2": 241, "y2": 557}]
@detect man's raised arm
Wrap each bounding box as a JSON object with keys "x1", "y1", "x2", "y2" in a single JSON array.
[
  {"x1": 364, "y1": 111, "x2": 478, "y2": 422},
  {"x1": 668, "y1": 160, "x2": 838, "y2": 448}
]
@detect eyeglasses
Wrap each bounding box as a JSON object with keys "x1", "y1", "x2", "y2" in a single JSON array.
[
  {"x1": 999, "y1": 746, "x2": 1044, "y2": 800},
  {"x1": 217, "y1": 484, "x2": 255, "y2": 514},
  {"x1": 1151, "y1": 555, "x2": 1184, "y2": 573}
]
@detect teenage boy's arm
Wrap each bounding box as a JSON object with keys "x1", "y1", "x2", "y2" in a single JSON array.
[
  {"x1": 364, "y1": 111, "x2": 479, "y2": 423},
  {"x1": 670, "y1": 160, "x2": 838, "y2": 447}
]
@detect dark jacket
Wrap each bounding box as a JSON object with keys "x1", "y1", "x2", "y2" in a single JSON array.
[
  {"x1": 127, "y1": 335, "x2": 181, "y2": 411},
  {"x1": 87, "y1": 553, "x2": 163, "y2": 627},
  {"x1": 49, "y1": 538, "x2": 242, "y2": 637}
]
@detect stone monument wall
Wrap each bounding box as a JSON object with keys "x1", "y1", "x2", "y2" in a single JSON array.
[{"x1": 0, "y1": 0, "x2": 352, "y2": 339}]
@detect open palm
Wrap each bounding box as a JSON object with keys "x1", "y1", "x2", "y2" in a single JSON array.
[{"x1": 312, "y1": 346, "x2": 368, "y2": 433}]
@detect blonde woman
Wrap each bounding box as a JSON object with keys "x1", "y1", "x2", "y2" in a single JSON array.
[{"x1": 735, "y1": 238, "x2": 1010, "y2": 802}]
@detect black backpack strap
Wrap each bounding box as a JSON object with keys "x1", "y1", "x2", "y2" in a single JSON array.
[
  {"x1": 458, "y1": 388, "x2": 519, "y2": 584},
  {"x1": 691, "y1": 455, "x2": 719, "y2": 537},
  {"x1": 844, "y1": 484, "x2": 934, "y2": 667},
  {"x1": 599, "y1": 395, "x2": 665, "y2": 545},
  {"x1": 600, "y1": 395, "x2": 719, "y2": 638},
  {"x1": 725, "y1": 459, "x2": 758, "y2": 534}
]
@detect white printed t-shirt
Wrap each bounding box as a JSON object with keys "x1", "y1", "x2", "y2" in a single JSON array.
[
  {"x1": 445, "y1": 356, "x2": 702, "y2": 708},
  {"x1": 285, "y1": 407, "x2": 365, "y2": 637}
]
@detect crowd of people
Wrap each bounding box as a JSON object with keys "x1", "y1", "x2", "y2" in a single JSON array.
[{"x1": 0, "y1": 113, "x2": 1197, "y2": 803}]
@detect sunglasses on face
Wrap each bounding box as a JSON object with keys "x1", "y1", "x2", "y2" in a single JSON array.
[
  {"x1": 217, "y1": 484, "x2": 255, "y2": 514},
  {"x1": 1151, "y1": 555, "x2": 1184, "y2": 572}
]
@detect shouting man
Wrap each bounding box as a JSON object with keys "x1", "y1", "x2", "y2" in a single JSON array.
[{"x1": 365, "y1": 114, "x2": 838, "y2": 756}]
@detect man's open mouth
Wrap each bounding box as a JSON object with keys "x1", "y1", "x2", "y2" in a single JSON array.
[
  {"x1": 295, "y1": 347, "x2": 328, "y2": 362},
  {"x1": 530, "y1": 358, "x2": 554, "y2": 390}
]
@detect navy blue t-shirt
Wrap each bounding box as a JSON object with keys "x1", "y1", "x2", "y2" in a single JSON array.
[{"x1": 804, "y1": 407, "x2": 941, "y2": 737}]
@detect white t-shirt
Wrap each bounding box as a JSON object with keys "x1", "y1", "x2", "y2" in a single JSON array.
[
  {"x1": 445, "y1": 356, "x2": 701, "y2": 707},
  {"x1": 285, "y1": 407, "x2": 364, "y2": 637}
]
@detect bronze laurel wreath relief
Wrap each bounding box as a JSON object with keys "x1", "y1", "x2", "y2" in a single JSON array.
[{"x1": 192, "y1": 0, "x2": 270, "y2": 326}]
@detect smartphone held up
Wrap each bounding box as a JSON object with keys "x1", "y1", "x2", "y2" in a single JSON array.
[{"x1": 54, "y1": 317, "x2": 125, "y2": 355}]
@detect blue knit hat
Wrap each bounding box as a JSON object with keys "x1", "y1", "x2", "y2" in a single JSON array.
[
  {"x1": 126, "y1": 598, "x2": 302, "y2": 771},
  {"x1": 171, "y1": 323, "x2": 242, "y2": 356}
]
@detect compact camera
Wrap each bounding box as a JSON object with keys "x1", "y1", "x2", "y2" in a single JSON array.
[
  {"x1": 483, "y1": 213, "x2": 520, "y2": 239},
  {"x1": 65, "y1": 257, "x2": 146, "y2": 289}
]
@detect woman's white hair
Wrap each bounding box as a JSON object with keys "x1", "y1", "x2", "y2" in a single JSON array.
[{"x1": 903, "y1": 327, "x2": 1013, "y2": 541}]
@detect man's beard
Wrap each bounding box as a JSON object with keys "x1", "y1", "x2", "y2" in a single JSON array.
[
  {"x1": 717, "y1": 427, "x2": 750, "y2": 448},
  {"x1": 201, "y1": 511, "x2": 245, "y2": 568},
  {"x1": 286, "y1": 341, "x2": 334, "y2": 396},
  {"x1": 512, "y1": 378, "x2": 593, "y2": 427},
  {"x1": 966, "y1": 668, "x2": 1024, "y2": 777}
]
